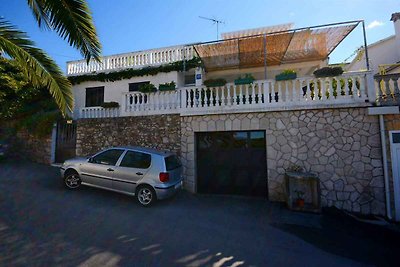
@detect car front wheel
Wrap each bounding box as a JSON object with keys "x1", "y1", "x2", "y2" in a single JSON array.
[
  {"x1": 136, "y1": 186, "x2": 156, "y2": 206},
  {"x1": 64, "y1": 171, "x2": 81, "y2": 189}
]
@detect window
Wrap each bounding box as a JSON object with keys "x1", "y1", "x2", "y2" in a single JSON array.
[
  {"x1": 393, "y1": 133, "x2": 400, "y2": 144},
  {"x1": 92, "y1": 149, "x2": 124, "y2": 166},
  {"x1": 249, "y1": 131, "x2": 265, "y2": 148},
  {"x1": 120, "y1": 151, "x2": 151, "y2": 169},
  {"x1": 85, "y1": 86, "x2": 104, "y2": 107},
  {"x1": 165, "y1": 155, "x2": 182, "y2": 171},
  {"x1": 129, "y1": 82, "x2": 150, "y2": 92},
  {"x1": 184, "y1": 74, "x2": 195, "y2": 86}
]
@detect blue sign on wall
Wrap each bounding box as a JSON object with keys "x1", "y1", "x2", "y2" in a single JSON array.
[{"x1": 196, "y1": 74, "x2": 202, "y2": 80}]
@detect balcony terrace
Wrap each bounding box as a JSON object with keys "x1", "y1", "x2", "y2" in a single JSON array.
[
  {"x1": 78, "y1": 71, "x2": 373, "y2": 119},
  {"x1": 70, "y1": 20, "x2": 382, "y2": 120},
  {"x1": 67, "y1": 45, "x2": 195, "y2": 76}
]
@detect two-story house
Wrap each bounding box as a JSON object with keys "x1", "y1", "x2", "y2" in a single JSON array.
[{"x1": 57, "y1": 18, "x2": 400, "y2": 219}]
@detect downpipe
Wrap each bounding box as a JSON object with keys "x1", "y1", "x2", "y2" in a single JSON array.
[{"x1": 379, "y1": 114, "x2": 392, "y2": 220}]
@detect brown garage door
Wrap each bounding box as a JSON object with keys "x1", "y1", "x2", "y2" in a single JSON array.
[{"x1": 196, "y1": 130, "x2": 267, "y2": 197}]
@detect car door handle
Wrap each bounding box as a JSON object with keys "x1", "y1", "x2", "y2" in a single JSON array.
[
  {"x1": 136, "y1": 172, "x2": 143, "y2": 176},
  {"x1": 107, "y1": 168, "x2": 114, "y2": 172}
]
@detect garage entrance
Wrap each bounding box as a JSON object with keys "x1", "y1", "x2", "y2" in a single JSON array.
[{"x1": 196, "y1": 130, "x2": 267, "y2": 197}]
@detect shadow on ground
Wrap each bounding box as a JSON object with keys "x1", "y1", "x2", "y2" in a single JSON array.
[
  {"x1": 271, "y1": 207, "x2": 400, "y2": 266},
  {"x1": 1, "y1": 160, "x2": 400, "y2": 266}
]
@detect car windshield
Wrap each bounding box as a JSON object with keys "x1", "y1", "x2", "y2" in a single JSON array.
[{"x1": 165, "y1": 155, "x2": 182, "y2": 171}]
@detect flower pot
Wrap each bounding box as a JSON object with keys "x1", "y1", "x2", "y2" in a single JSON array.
[
  {"x1": 234, "y1": 78, "x2": 254, "y2": 85},
  {"x1": 275, "y1": 73, "x2": 297, "y2": 81},
  {"x1": 296, "y1": 198, "x2": 305, "y2": 208}
]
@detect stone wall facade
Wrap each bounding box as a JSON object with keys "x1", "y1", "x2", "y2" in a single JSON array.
[
  {"x1": 76, "y1": 114, "x2": 181, "y2": 157},
  {"x1": 181, "y1": 107, "x2": 385, "y2": 215},
  {"x1": 12, "y1": 130, "x2": 52, "y2": 164}
]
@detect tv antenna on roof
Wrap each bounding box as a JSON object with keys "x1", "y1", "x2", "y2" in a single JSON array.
[{"x1": 199, "y1": 16, "x2": 225, "y2": 40}]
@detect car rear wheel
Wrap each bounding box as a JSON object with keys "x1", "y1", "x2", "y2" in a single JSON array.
[
  {"x1": 64, "y1": 171, "x2": 81, "y2": 189},
  {"x1": 136, "y1": 185, "x2": 156, "y2": 206}
]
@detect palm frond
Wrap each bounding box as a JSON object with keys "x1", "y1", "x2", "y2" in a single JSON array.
[
  {"x1": 0, "y1": 19, "x2": 73, "y2": 116},
  {"x1": 27, "y1": 0, "x2": 102, "y2": 63},
  {"x1": 27, "y1": 0, "x2": 50, "y2": 29}
]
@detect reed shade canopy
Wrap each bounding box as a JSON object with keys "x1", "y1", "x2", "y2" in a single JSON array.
[{"x1": 193, "y1": 21, "x2": 360, "y2": 71}]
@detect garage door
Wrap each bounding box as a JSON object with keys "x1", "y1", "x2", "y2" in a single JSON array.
[{"x1": 196, "y1": 130, "x2": 267, "y2": 197}]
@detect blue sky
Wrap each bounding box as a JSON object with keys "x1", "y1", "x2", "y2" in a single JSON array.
[{"x1": 1, "y1": 0, "x2": 399, "y2": 72}]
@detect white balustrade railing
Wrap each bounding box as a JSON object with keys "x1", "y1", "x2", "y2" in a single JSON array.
[
  {"x1": 374, "y1": 73, "x2": 400, "y2": 105},
  {"x1": 77, "y1": 72, "x2": 371, "y2": 119},
  {"x1": 181, "y1": 72, "x2": 369, "y2": 115},
  {"x1": 80, "y1": 107, "x2": 120, "y2": 119},
  {"x1": 123, "y1": 90, "x2": 181, "y2": 115},
  {"x1": 67, "y1": 45, "x2": 195, "y2": 75}
]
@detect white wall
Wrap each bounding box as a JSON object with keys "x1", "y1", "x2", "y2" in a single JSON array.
[
  {"x1": 72, "y1": 71, "x2": 179, "y2": 118},
  {"x1": 204, "y1": 60, "x2": 326, "y2": 82},
  {"x1": 347, "y1": 36, "x2": 398, "y2": 74}
]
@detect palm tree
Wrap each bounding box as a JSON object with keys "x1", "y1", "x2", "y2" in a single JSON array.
[{"x1": 0, "y1": 0, "x2": 102, "y2": 116}]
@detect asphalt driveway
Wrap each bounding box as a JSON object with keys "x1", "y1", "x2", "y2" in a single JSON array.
[{"x1": 0, "y1": 160, "x2": 399, "y2": 266}]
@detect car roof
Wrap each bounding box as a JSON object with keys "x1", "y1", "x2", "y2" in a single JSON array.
[{"x1": 111, "y1": 146, "x2": 175, "y2": 156}]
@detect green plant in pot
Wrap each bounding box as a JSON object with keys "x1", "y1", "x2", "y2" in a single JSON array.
[
  {"x1": 101, "y1": 101, "x2": 119, "y2": 108},
  {"x1": 138, "y1": 83, "x2": 157, "y2": 93},
  {"x1": 234, "y1": 73, "x2": 255, "y2": 85},
  {"x1": 286, "y1": 164, "x2": 305, "y2": 173},
  {"x1": 313, "y1": 66, "x2": 343, "y2": 78},
  {"x1": 294, "y1": 190, "x2": 305, "y2": 208},
  {"x1": 159, "y1": 81, "x2": 176, "y2": 91},
  {"x1": 275, "y1": 69, "x2": 297, "y2": 81},
  {"x1": 203, "y1": 78, "x2": 227, "y2": 87}
]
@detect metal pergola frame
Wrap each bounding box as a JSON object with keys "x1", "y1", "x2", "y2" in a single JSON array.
[{"x1": 187, "y1": 20, "x2": 369, "y2": 79}]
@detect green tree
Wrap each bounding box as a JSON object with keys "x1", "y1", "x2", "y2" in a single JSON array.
[
  {"x1": 0, "y1": 58, "x2": 56, "y2": 119},
  {"x1": 0, "y1": 58, "x2": 64, "y2": 138},
  {"x1": 0, "y1": 0, "x2": 102, "y2": 116}
]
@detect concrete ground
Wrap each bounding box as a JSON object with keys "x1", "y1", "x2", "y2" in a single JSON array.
[{"x1": 0, "y1": 160, "x2": 399, "y2": 267}]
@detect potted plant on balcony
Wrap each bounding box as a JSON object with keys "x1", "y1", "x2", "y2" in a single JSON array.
[
  {"x1": 101, "y1": 102, "x2": 120, "y2": 109},
  {"x1": 203, "y1": 78, "x2": 227, "y2": 87},
  {"x1": 234, "y1": 73, "x2": 255, "y2": 85},
  {"x1": 313, "y1": 66, "x2": 343, "y2": 78},
  {"x1": 275, "y1": 69, "x2": 297, "y2": 81},
  {"x1": 294, "y1": 190, "x2": 305, "y2": 208},
  {"x1": 159, "y1": 81, "x2": 176, "y2": 91},
  {"x1": 138, "y1": 83, "x2": 157, "y2": 93}
]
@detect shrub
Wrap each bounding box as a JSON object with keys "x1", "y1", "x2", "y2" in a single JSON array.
[
  {"x1": 138, "y1": 83, "x2": 157, "y2": 93},
  {"x1": 18, "y1": 111, "x2": 62, "y2": 138},
  {"x1": 234, "y1": 74, "x2": 255, "y2": 85},
  {"x1": 203, "y1": 78, "x2": 227, "y2": 87},
  {"x1": 281, "y1": 69, "x2": 296, "y2": 75},
  {"x1": 101, "y1": 102, "x2": 120, "y2": 108},
  {"x1": 275, "y1": 70, "x2": 297, "y2": 81},
  {"x1": 313, "y1": 67, "x2": 343, "y2": 78},
  {"x1": 159, "y1": 81, "x2": 176, "y2": 91}
]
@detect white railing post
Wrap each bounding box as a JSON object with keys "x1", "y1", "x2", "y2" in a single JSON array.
[{"x1": 366, "y1": 71, "x2": 376, "y2": 103}]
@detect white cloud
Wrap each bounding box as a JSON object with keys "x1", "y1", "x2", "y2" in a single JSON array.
[{"x1": 367, "y1": 20, "x2": 384, "y2": 29}]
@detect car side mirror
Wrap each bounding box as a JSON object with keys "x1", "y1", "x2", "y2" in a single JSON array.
[{"x1": 88, "y1": 157, "x2": 93, "y2": 163}]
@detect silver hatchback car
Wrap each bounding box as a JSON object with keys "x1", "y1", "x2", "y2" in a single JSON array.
[{"x1": 60, "y1": 146, "x2": 183, "y2": 206}]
